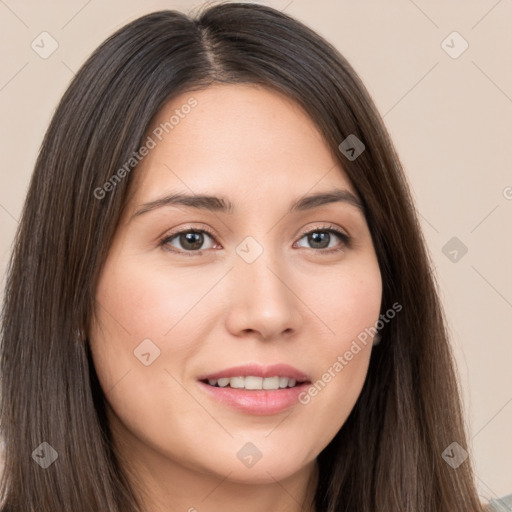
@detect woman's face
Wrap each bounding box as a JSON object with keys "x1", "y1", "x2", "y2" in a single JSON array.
[{"x1": 90, "y1": 84, "x2": 382, "y2": 485}]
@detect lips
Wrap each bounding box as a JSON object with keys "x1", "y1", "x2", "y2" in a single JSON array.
[
  {"x1": 197, "y1": 364, "x2": 312, "y2": 415},
  {"x1": 197, "y1": 363, "x2": 311, "y2": 383}
]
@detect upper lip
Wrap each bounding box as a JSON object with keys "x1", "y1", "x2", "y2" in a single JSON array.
[{"x1": 198, "y1": 363, "x2": 311, "y2": 382}]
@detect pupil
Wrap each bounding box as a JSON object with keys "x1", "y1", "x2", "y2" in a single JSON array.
[
  {"x1": 182, "y1": 232, "x2": 203, "y2": 250},
  {"x1": 309, "y1": 231, "x2": 329, "y2": 249}
]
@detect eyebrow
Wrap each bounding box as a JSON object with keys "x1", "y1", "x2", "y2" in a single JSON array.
[{"x1": 132, "y1": 188, "x2": 364, "y2": 219}]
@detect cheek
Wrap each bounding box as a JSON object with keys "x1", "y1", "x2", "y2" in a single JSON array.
[
  {"x1": 88, "y1": 254, "x2": 193, "y2": 397},
  {"x1": 324, "y1": 260, "x2": 382, "y2": 383},
  {"x1": 88, "y1": 255, "x2": 211, "y2": 457},
  {"x1": 308, "y1": 258, "x2": 382, "y2": 342},
  {"x1": 91, "y1": 253, "x2": 212, "y2": 349},
  {"x1": 294, "y1": 259, "x2": 381, "y2": 449}
]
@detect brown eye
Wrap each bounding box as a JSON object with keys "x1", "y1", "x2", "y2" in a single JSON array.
[
  {"x1": 161, "y1": 229, "x2": 216, "y2": 253},
  {"x1": 295, "y1": 227, "x2": 349, "y2": 253}
]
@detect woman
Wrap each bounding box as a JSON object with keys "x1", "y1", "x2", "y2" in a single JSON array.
[{"x1": 0, "y1": 3, "x2": 492, "y2": 511}]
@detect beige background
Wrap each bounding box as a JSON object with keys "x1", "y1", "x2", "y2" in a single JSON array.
[{"x1": 0, "y1": 0, "x2": 511, "y2": 504}]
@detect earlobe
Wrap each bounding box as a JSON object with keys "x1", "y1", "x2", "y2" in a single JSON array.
[{"x1": 373, "y1": 332, "x2": 382, "y2": 346}]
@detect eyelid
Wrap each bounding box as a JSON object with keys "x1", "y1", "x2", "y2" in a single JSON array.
[{"x1": 297, "y1": 223, "x2": 350, "y2": 243}]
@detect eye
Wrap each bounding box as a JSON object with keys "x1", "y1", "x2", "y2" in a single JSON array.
[
  {"x1": 295, "y1": 225, "x2": 350, "y2": 253},
  {"x1": 160, "y1": 227, "x2": 217, "y2": 253}
]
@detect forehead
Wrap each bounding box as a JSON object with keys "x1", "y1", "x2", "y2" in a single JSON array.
[{"x1": 128, "y1": 83, "x2": 355, "y2": 209}]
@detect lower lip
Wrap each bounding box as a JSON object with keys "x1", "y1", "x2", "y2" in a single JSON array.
[{"x1": 198, "y1": 381, "x2": 310, "y2": 415}]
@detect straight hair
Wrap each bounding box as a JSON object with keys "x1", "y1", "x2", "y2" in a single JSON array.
[{"x1": 0, "y1": 3, "x2": 484, "y2": 511}]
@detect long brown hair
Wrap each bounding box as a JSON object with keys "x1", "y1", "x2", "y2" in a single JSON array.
[{"x1": 0, "y1": 3, "x2": 483, "y2": 511}]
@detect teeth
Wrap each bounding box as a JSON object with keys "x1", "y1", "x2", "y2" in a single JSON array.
[
  {"x1": 217, "y1": 378, "x2": 230, "y2": 387},
  {"x1": 245, "y1": 376, "x2": 263, "y2": 389},
  {"x1": 229, "y1": 376, "x2": 245, "y2": 389},
  {"x1": 206, "y1": 376, "x2": 300, "y2": 390},
  {"x1": 262, "y1": 376, "x2": 280, "y2": 389}
]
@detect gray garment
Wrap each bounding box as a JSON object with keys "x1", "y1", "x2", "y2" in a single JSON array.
[{"x1": 485, "y1": 493, "x2": 512, "y2": 511}]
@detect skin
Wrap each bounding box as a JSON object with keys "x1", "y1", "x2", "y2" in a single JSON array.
[{"x1": 89, "y1": 83, "x2": 382, "y2": 512}]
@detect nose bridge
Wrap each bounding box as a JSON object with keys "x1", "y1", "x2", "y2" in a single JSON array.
[{"x1": 225, "y1": 235, "x2": 301, "y2": 339}]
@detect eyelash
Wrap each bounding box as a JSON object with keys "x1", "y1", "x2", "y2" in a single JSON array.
[{"x1": 159, "y1": 224, "x2": 350, "y2": 256}]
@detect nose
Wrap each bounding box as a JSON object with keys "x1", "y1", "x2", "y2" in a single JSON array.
[{"x1": 224, "y1": 248, "x2": 303, "y2": 342}]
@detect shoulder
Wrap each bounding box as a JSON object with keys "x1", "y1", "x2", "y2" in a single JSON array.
[{"x1": 483, "y1": 493, "x2": 512, "y2": 511}]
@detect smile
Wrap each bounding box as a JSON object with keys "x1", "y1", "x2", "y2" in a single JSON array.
[{"x1": 204, "y1": 376, "x2": 303, "y2": 390}]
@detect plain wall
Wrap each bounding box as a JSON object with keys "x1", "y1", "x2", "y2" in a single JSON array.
[{"x1": 0, "y1": 0, "x2": 510, "y2": 504}]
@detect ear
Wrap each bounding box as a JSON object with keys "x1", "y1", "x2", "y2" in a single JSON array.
[{"x1": 373, "y1": 332, "x2": 382, "y2": 346}]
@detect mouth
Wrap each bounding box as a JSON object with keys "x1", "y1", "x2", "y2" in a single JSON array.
[
  {"x1": 201, "y1": 375, "x2": 307, "y2": 390},
  {"x1": 197, "y1": 364, "x2": 312, "y2": 415}
]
